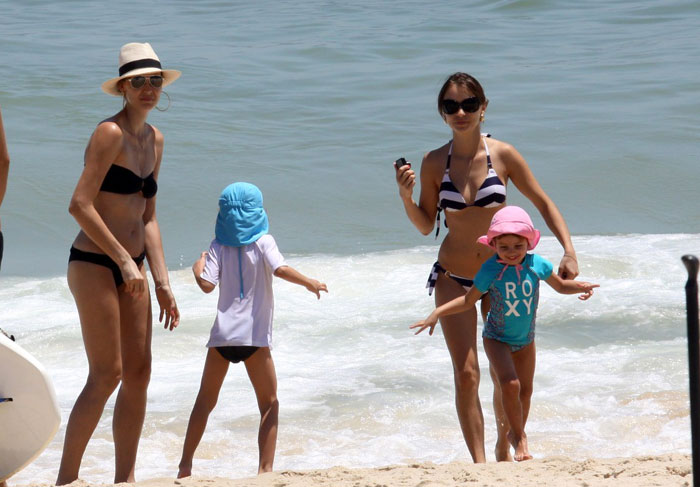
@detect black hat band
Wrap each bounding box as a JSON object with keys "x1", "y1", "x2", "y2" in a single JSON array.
[{"x1": 119, "y1": 58, "x2": 162, "y2": 76}]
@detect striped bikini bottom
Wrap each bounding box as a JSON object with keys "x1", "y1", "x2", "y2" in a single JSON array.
[{"x1": 426, "y1": 261, "x2": 474, "y2": 296}]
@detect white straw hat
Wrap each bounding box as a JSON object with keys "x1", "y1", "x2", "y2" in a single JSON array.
[{"x1": 101, "y1": 42, "x2": 181, "y2": 96}]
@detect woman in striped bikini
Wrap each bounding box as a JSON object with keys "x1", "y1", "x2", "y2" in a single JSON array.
[{"x1": 394, "y1": 72, "x2": 578, "y2": 463}]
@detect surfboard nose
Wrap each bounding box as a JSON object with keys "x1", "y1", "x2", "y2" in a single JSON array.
[{"x1": 0, "y1": 333, "x2": 61, "y2": 482}]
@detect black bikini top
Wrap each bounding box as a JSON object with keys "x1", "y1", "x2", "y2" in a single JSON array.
[{"x1": 100, "y1": 164, "x2": 157, "y2": 199}]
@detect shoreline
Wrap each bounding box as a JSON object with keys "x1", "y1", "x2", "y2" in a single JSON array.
[{"x1": 21, "y1": 454, "x2": 691, "y2": 487}]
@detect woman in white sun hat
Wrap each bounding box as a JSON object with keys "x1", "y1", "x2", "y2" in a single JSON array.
[{"x1": 56, "y1": 42, "x2": 181, "y2": 485}]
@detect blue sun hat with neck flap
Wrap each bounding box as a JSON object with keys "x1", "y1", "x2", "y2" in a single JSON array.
[{"x1": 215, "y1": 182, "x2": 269, "y2": 247}]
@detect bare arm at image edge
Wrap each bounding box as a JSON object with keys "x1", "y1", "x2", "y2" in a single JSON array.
[
  {"x1": 0, "y1": 105, "x2": 10, "y2": 271},
  {"x1": 0, "y1": 105, "x2": 10, "y2": 224}
]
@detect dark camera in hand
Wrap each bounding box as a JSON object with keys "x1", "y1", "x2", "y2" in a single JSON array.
[{"x1": 395, "y1": 157, "x2": 408, "y2": 169}]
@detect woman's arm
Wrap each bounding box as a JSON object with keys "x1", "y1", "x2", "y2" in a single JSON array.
[
  {"x1": 143, "y1": 127, "x2": 179, "y2": 330},
  {"x1": 410, "y1": 286, "x2": 484, "y2": 335},
  {"x1": 395, "y1": 152, "x2": 441, "y2": 236},
  {"x1": 68, "y1": 122, "x2": 145, "y2": 294},
  {"x1": 503, "y1": 143, "x2": 579, "y2": 279},
  {"x1": 545, "y1": 274, "x2": 599, "y2": 300},
  {"x1": 0, "y1": 106, "x2": 10, "y2": 222},
  {"x1": 273, "y1": 265, "x2": 327, "y2": 298}
]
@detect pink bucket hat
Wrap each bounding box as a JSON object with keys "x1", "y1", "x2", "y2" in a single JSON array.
[{"x1": 477, "y1": 206, "x2": 541, "y2": 250}]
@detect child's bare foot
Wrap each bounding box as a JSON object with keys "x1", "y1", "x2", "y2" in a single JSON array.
[
  {"x1": 495, "y1": 435, "x2": 513, "y2": 462},
  {"x1": 507, "y1": 430, "x2": 533, "y2": 462},
  {"x1": 177, "y1": 462, "x2": 192, "y2": 479}
]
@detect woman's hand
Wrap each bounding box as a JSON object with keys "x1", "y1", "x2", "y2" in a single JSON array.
[
  {"x1": 121, "y1": 259, "x2": 146, "y2": 296},
  {"x1": 558, "y1": 254, "x2": 579, "y2": 280},
  {"x1": 155, "y1": 284, "x2": 180, "y2": 330},
  {"x1": 394, "y1": 161, "x2": 416, "y2": 201},
  {"x1": 410, "y1": 312, "x2": 439, "y2": 336}
]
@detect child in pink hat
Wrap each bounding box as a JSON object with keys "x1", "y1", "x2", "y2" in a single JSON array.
[{"x1": 411, "y1": 205, "x2": 598, "y2": 462}]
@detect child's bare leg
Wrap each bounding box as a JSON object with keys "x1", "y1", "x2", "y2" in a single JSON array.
[
  {"x1": 483, "y1": 338, "x2": 532, "y2": 462},
  {"x1": 244, "y1": 347, "x2": 278, "y2": 474},
  {"x1": 178, "y1": 348, "x2": 229, "y2": 478},
  {"x1": 481, "y1": 296, "x2": 512, "y2": 462},
  {"x1": 509, "y1": 342, "x2": 535, "y2": 461},
  {"x1": 489, "y1": 365, "x2": 513, "y2": 462},
  {"x1": 513, "y1": 342, "x2": 536, "y2": 427}
]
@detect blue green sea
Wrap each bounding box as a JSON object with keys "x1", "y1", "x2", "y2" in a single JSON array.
[{"x1": 0, "y1": 0, "x2": 698, "y2": 484}]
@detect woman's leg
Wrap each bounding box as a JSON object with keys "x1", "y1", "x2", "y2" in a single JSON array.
[
  {"x1": 56, "y1": 262, "x2": 123, "y2": 486},
  {"x1": 112, "y1": 269, "x2": 152, "y2": 483},
  {"x1": 435, "y1": 275, "x2": 486, "y2": 463},
  {"x1": 483, "y1": 338, "x2": 533, "y2": 461},
  {"x1": 244, "y1": 347, "x2": 278, "y2": 474},
  {"x1": 177, "y1": 348, "x2": 230, "y2": 478}
]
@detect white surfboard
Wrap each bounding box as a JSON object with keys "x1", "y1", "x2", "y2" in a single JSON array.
[{"x1": 0, "y1": 333, "x2": 61, "y2": 482}]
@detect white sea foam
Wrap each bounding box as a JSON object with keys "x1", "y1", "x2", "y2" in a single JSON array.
[{"x1": 4, "y1": 234, "x2": 697, "y2": 484}]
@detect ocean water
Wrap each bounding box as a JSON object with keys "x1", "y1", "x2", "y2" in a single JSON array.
[{"x1": 0, "y1": 0, "x2": 698, "y2": 484}]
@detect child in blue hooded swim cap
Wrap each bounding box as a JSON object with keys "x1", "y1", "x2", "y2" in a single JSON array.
[{"x1": 178, "y1": 182, "x2": 327, "y2": 478}]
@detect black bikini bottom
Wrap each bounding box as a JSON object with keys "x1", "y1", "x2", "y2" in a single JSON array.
[
  {"x1": 69, "y1": 246, "x2": 146, "y2": 288},
  {"x1": 0, "y1": 231, "x2": 3, "y2": 272},
  {"x1": 216, "y1": 346, "x2": 260, "y2": 364}
]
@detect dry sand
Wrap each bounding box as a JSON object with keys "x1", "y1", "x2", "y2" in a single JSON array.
[{"x1": 50, "y1": 454, "x2": 692, "y2": 487}]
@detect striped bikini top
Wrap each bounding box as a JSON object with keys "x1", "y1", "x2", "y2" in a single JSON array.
[{"x1": 435, "y1": 134, "x2": 506, "y2": 237}]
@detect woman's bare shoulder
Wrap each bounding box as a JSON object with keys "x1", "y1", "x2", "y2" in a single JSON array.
[
  {"x1": 421, "y1": 141, "x2": 451, "y2": 171},
  {"x1": 94, "y1": 119, "x2": 123, "y2": 136},
  {"x1": 146, "y1": 123, "x2": 164, "y2": 147},
  {"x1": 486, "y1": 137, "x2": 525, "y2": 166},
  {"x1": 148, "y1": 123, "x2": 162, "y2": 137},
  {"x1": 485, "y1": 136, "x2": 514, "y2": 152},
  {"x1": 87, "y1": 120, "x2": 123, "y2": 153}
]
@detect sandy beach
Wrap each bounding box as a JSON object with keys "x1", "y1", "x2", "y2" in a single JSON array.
[{"x1": 23, "y1": 454, "x2": 686, "y2": 487}]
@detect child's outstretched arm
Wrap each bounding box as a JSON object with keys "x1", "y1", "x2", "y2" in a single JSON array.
[
  {"x1": 192, "y1": 251, "x2": 216, "y2": 293},
  {"x1": 274, "y1": 265, "x2": 328, "y2": 299},
  {"x1": 545, "y1": 274, "x2": 599, "y2": 300},
  {"x1": 410, "y1": 286, "x2": 484, "y2": 335}
]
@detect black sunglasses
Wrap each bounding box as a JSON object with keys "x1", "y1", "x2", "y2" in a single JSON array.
[
  {"x1": 128, "y1": 75, "x2": 164, "y2": 89},
  {"x1": 442, "y1": 97, "x2": 480, "y2": 115}
]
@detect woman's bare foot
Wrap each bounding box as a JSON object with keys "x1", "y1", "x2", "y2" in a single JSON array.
[
  {"x1": 177, "y1": 462, "x2": 192, "y2": 479},
  {"x1": 495, "y1": 435, "x2": 513, "y2": 462},
  {"x1": 507, "y1": 430, "x2": 533, "y2": 462}
]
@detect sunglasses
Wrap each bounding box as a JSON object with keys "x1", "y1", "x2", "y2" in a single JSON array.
[
  {"x1": 442, "y1": 97, "x2": 480, "y2": 115},
  {"x1": 127, "y1": 75, "x2": 164, "y2": 89}
]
